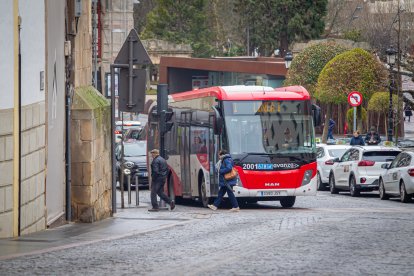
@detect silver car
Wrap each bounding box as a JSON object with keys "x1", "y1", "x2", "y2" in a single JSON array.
[
  {"x1": 316, "y1": 144, "x2": 351, "y2": 190},
  {"x1": 379, "y1": 151, "x2": 414, "y2": 203}
]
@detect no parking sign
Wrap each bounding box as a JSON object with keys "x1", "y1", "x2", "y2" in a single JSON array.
[{"x1": 348, "y1": 91, "x2": 363, "y2": 107}]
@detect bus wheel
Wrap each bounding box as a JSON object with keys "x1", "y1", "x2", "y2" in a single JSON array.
[
  {"x1": 199, "y1": 176, "x2": 209, "y2": 208},
  {"x1": 280, "y1": 196, "x2": 296, "y2": 208}
]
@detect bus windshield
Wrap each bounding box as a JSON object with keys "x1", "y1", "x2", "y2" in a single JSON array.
[{"x1": 223, "y1": 100, "x2": 315, "y2": 155}]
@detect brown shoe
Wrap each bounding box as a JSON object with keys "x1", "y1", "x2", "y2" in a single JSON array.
[{"x1": 170, "y1": 201, "x2": 175, "y2": 210}]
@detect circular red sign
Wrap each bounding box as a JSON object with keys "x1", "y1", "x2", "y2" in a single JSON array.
[{"x1": 348, "y1": 91, "x2": 363, "y2": 107}]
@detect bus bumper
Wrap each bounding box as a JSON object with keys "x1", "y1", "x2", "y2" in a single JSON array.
[{"x1": 231, "y1": 176, "x2": 317, "y2": 198}]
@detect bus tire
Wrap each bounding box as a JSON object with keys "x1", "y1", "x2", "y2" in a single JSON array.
[
  {"x1": 280, "y1": 196, "x2": 296, "y2": 208},
  {"x1": 199, "y1": 175, "x2": 210, "y2": 208}
]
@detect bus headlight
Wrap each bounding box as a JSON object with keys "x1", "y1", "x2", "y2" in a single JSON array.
[{"x1": 301, "y1": 170, "x2": 313, "y2": 186}]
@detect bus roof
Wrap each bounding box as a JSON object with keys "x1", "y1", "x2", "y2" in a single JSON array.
[{"x1": 169, "y1": 85, "x2": 311, "y2": 102}]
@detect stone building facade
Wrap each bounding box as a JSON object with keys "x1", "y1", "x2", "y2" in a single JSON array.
[
  {"x1": 0, "y1": 0, "x2": 112, "y2": 238},
  {"x1": 0, "y1": 0, "x2": 47, "y2": 237}
]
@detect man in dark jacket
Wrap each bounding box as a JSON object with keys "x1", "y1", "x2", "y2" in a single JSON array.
[
  {"x1": 350, "y1": 131, "x2": 365, "y2": 146},
  {"x1": 149, "y1": 149, "x2": 175, "y2": 211},
  {"x1": 365, "y1": 126, "x2": 381, "y2": 145},
  {"x1": 327, "y1": 118, "x2": 335, "y2": 140}
]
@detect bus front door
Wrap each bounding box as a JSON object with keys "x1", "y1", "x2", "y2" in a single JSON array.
[
  {"x1": 209, "y1": 115, "x2": 219, "y2": 196},
  {"x1": 180, "y1": 112, "x2": 192, "y2": 197}
]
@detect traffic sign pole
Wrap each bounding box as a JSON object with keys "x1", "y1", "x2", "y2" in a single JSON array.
[
  {"x1": 348, "y1": 91, "x2": 363, "y2": 133},
  {"x1": 354, "y1": 107, "x2": 356, "y2": 133}
]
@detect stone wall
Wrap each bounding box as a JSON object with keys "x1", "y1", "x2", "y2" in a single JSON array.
[
  {"x1": 142, "y1": 39, "x2": 193, "y2": 65},
  {"x1": 73, "y1": 0, "x2": 92, "y2": 87},
  {"x1": 70, "y1": 86, "x2": 112, "y2": 222},
  {"x1": 0, "y1": 108, "x2": 14, "y2": 238},
  {"x1": 20, "y1": 101, "x2": 46, "y2": 235}
]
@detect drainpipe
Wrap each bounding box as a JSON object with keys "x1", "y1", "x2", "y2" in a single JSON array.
[
  {"x1": 64, "y1": 3, "x2": 75, "y2": 222},
  {"x1": 13, "y1": 0, "x2": 21, "y2": 237},
  {"x1": 65, "y1": 58, "x2": 72, "y2": 222}
]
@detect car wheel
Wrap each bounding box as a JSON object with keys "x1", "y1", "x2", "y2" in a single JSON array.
[
  {"x1": 400, "y1": 181, "x2": 411, "y2": 203},
  {"x1": 317, "y1": 172, "x2": 324, "y2": 191},
  {"x1": 280, "y1": 196, "x2": 296, "y2": 208},
  {"x1": 329, "y1": 173, "x2": 339, "y2": 194},
  {"x1": 379, "y1": 178, "x2": 389, "y2": 200},
  {"x1": 199, "y1": 175, "x2": 210, "y2": 208},
  {"x1": 349, "y1": 176, "x2": 360, "y2": 197}
]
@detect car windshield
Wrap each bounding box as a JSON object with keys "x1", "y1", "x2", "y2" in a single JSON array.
[
  {"x1": 328, "y1": 149, "x2": 348, "y2": 158},
  {"x1": 123, "y1": 142, "x2": 146, "y2": 157},
  {"x1": 223, "y1": 100, "x2": 315, "y2": 155},
  {"x1": 363, "y1": 151, "x2": 400, "y2": 162}
]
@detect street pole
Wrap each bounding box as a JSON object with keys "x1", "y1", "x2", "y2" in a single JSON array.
[
  {"x1": 353, "y1": 107, "x2": 356, "y2": 133},
  {"x1": 388, "y1": 65, "x2": 394, "y2": 142}
]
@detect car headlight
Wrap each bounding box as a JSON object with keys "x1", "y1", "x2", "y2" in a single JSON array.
[
  {"x1": 124, "y1": 161, "x2": 134, "y2": 169},
  {"x1": 124, "y1": 168, "x2": 131, "y2": 175}
]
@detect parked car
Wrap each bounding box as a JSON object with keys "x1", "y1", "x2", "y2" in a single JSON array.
[
  {"x1": 124, "y1": 125, "x2": 147, "y2": 141},
  {"x1": 115, "y1": 141, "x2": 149, "y2": 189},
  {"x1": 316, "y1": 144, "x2": 351, "y2": 190},
  {"x1": 328, "y1": 146, "x2": 401, "y2": 196},
  {"x1": 396, "y1": 139, "x2": 414, "y2": 150},
  {"x1": 379, "y1": 151, "x2": 414, "y2": 203},
  {"x1": 115, "y1": 120, "x2": 142, "y2": 143}
]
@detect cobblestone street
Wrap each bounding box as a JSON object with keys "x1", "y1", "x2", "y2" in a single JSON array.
[{"x1": 2, "y1": 190, "x2": 414, "y2": 275}]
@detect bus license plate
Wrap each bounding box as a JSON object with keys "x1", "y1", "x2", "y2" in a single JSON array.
[
  {"x1": 141, "y1": 172, "x2": 148, "y2": 177},
  {"x1": 258, "y1": 191, "x2": 285, "y2": 196}
]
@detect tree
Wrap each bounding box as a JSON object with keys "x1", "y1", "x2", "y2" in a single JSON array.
[
  {"x1": 284, "y1": 41, "x2": 348, "y2": 95},
  {"x1": 316, "y1": 48, "x2": 388, "y2": 140},
  {"x1": 284, "y1": 42, "x2": 349, "y2": 141},
  {"x1": 235, "y1": 0, "x2": 328, "y2": 57},
  {"x1": 367, "y1": 92, "x2": 399, "y2": 139},
  {"x1": 133, "y1": 0, "x2": 156, "y2": 34},
  {"x1": 140, "y1": 0, "x2": 214, "y2": 57}
]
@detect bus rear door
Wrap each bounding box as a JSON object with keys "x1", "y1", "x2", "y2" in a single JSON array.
[{"x1": 180, "y1": 112, "x2": 192, "y2": 197}]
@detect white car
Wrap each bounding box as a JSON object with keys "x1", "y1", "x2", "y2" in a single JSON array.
[
  {"x1": 115, "y1": 120, "x2": 141, "y2": 143},
  {"x1": 328, "y1": 146, "x2": 401, "y2": 196},
  {"x1": 316, "y1": 144, "x2": 351, "y2": 190},
  {"x1": 379, "y1": 151, "x2": 414, "y2": 203}
]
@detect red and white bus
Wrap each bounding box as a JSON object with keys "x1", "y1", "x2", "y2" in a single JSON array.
[{"x1": 147, "y1": 85, "x2": 321, "y2": 208}]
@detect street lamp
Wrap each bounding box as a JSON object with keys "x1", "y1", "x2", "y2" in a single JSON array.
[
  {"x1": 285, "y1": 52, "x2": 293, "y2": 69},
  {"x1": 386, "y1": 46, "x2": 397, "y2": 142}
]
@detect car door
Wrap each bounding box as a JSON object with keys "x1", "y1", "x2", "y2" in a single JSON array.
[
  {"x1": 335, "y1": 149, "x2": 352, "y2": 187},
  {"x1": 347, "y1": 148, "x2": 361, "y2": 186},
  {"x1": 316, "y1": 147, "x2": 325, "y2": 177},
  {"x1": 382, "y1": 154, "x2": 400, "y2": 193},
  {"x1": 390, "y1": 153, "x2": 411, "y2": 194}
]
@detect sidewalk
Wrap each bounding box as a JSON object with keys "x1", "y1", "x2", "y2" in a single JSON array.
[
  {"x1": 0, "y1": 193, "x2": 193, "y2": 261},
  {"x1": 404, "y1": 119, "x2": 414, "y2": 139}
]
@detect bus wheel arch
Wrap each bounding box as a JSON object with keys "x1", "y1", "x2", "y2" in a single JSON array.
[{"x1": 198, "y1": 170, "x2": 210, "y2": 207}]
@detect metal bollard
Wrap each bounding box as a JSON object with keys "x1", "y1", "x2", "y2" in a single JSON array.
[
  {"x1": 127, "y1": 174, "x2": 131, "y2": 205},
  {"x1": 135, "y1": 174, "x2": 139, "y2": 206},
  {"x1": 120, "y1": 170, "x2": 125, "y2": 209}
]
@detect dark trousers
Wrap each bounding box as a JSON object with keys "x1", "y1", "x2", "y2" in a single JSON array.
[
  {"x1": 213, "y1": 185, "x2": 239, "y2": 208},
  {"x1": 151, "y1": 177, "x2": 171, "y2": 208}
]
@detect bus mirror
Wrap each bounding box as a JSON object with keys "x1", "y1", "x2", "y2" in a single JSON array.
[
  {"x1": 212, "y1": 106, "x2": 223, "y2": 134},
  {"x1": 312, "y1": 104, "x2": 322, "y2": 127}
]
